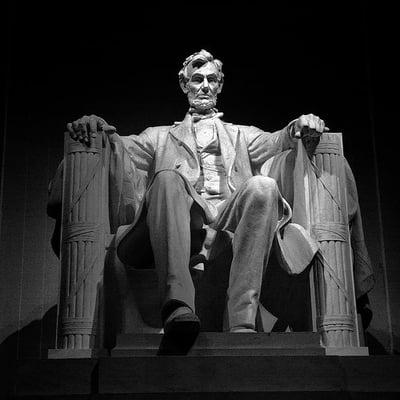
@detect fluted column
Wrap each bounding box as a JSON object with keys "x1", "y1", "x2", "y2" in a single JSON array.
[
  {"x1": 308, "y1": 133, "x2": 365, "y2": 353},
  {"x1": 56, "y1": 132, "x2": 108, "y2": 353}
]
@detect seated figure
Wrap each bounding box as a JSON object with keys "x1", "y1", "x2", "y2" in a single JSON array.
[{"x1": 52, "y1": 49, "x2": 374, "y2": 347}]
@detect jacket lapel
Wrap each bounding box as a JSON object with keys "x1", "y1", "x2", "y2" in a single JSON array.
[
  {"x1": 214, "y1": 118, "x2": 238, "y2": 179},
  {"x1": 169, "y1": 113, "x2": 198, "y2": 162}
]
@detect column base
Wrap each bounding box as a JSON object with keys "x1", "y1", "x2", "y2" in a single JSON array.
[
  {"x1": 48, "y1": 348, "x2": 108, "y2": 359},
  {"x1": 325, "y1": 346, "x2": 369, "y2": 356}
]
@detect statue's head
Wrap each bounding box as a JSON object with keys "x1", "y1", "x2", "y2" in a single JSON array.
[{"x1": 178, "y1": 49, "x2": 224, "y2": 113}]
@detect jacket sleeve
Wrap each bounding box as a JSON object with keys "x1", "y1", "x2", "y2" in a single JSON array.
[
  {"x1": 245, "y1": 123, "x2": 296, "y2": 169},
  {"x1": 107, "y1": 129, "x2": 156, "y2": 231},
  {"x1": 118, "y1": 128, "x2": 156, "y2": 173}
]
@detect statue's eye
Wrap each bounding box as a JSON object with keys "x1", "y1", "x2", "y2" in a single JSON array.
[{"x1": 192, "y1": 76, "x2": 203, "y2": 83}]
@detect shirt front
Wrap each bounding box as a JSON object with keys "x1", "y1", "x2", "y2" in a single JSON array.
[{"x1": 192, "y1": 116, "x2": 231, "y2": 214}]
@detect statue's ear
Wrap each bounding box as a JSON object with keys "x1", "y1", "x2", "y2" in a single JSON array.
[
  {"x1": 179, "y1": 79, "x2": 189, "y2": 94},
  {"x1": 217, "y1": 80, "x2": 224, "y2": 94}
]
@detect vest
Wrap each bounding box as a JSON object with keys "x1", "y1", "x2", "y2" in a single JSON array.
[{"x1": 193, "y1": 116, "x2": 230, "y2": 209}]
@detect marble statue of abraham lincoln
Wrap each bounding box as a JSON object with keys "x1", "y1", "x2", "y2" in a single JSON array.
[{"x1": 63, "y1": 49, "x2": 370, "y2": 338}]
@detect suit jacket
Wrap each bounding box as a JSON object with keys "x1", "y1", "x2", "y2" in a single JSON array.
[{"x1": 107, "y1": 113, "x2": 294, "y2": 232}]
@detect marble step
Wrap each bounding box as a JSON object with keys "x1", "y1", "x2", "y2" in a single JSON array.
[{"x1": 112, "y1": 332, "x2": 325, "y2": 356}]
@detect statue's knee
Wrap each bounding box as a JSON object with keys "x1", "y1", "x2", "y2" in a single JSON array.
[{"x1": 245, "y1": 176, "x2": 279, "y2": 204}]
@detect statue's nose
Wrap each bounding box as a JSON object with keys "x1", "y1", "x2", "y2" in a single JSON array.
[
  {"x1": 201, "y1": 78, "x2": 209, "y2": 93},
  {"x1": 202, "y1": 84, "x2": 209, "y2": 93}
]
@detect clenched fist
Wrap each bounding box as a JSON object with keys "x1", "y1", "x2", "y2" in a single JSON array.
[{"x1": 67, "y1": 114, "x2": 117, "y2": 144}]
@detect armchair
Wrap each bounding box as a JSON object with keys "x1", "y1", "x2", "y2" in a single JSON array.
[{"x1": 48, "y1": 130, "x2": 369, "y2": 357}]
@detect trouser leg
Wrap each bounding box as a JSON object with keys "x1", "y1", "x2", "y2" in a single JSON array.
[
  {"x1": 145, "y1": 170, "x2": 196, "y2": 321},
  {"x1": 216, "y1": 176, "x2": 283, "y2": 330}
]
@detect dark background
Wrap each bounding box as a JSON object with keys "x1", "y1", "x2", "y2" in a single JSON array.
[
  {"x1": 4, "y1": 1, "x2": 397, "y2": 192},
  {"x1": 1, "y1": 0, "x2": 398, "y2": 364}
]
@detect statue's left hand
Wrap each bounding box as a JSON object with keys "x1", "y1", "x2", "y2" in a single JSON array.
[
  {"x1": 66, "y1": 114, "x2": 116, "y2": 145},
  {"x1": 292, "y1": 114, "x2": 329, "y2": 139}
]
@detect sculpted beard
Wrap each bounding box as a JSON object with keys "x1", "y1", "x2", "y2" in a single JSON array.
[{"x1": 188, "y1": 91, "x2": 218, "y2": 112}]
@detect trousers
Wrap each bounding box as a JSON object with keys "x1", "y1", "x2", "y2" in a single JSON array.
[{"x1": 120, "y1": 169, "x2": 283, "y2": 329}]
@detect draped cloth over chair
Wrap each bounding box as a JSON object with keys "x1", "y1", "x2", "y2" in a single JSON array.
[{"x1": 263, "y1": 133, "x2": 373, "y2": 351}]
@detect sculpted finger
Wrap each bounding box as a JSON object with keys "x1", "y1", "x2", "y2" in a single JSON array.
[
  {"x1": 317, "y1": 119, "x2": 325, "y2": 133},
  {"x1": 307, "y1": 116, "x2": 317, "y2": 130},
  {"x1": 311, "y1": 117, "x2": 322, "y2": 133},
  {"x1": 67, "y1": 122, "x2": 77, "y2": 139},
  {"x1": 299, "y1": 114, "x2": 307, "y2": 127},
  {"x1": 72, "y1": 121, "x2": 84, "y2": 140},
  {"x1": 72, "y1": 120, "x2": 80, "y2": 132},
  {"x1": 316, "y1": 117, "x2": 330, "y2": 133},
  {"x1": 96, "y1": 117, "x2": 107, "y2": 131},
  {"x1": 79, "y1": 122, "x2": 89, "y2": 143},
  {"x1": 89, "y1": 116, "x2": 98, "y2": 139},
  {"x1": 102, "y1": 124, "x2": 117, "y2": 134},
  {"x1": 294, "y1": 115, "x2": 305, "y2": 138}
]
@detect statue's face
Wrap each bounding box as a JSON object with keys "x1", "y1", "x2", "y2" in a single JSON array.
[{"x1": 185, "y1": 62, "x2": 221, "y2": 113}]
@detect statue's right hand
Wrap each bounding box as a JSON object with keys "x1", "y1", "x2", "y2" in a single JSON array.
[{"x1": 67, "y1": 114, "x2": 116, "y2": 144}]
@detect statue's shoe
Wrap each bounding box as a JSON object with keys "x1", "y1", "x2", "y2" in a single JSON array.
[
  {"x1": 158, "y1": 307, "x2": 200, "y2": 355},
  {"x1": 163, "y1": 306, "x2": 201, "y2": 336}
]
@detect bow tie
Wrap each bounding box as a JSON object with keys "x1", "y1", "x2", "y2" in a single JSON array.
[{"x1": 189, "y1": 108, "x2": 224, "y2": 123}]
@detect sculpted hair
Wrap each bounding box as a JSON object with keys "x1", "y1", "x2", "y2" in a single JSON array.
[{"x1": 178, "y1": 49, "x2": 224, "y2": 88}]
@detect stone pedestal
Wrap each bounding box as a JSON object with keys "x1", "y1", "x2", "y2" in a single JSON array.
[{"x1": 13, "y1": 355, "x2": 400, "y2": 398}]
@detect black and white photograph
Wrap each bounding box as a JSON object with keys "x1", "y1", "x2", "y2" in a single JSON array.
[{"x1": 1, "y1": 1, "x2": 399, "y2": 398}]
